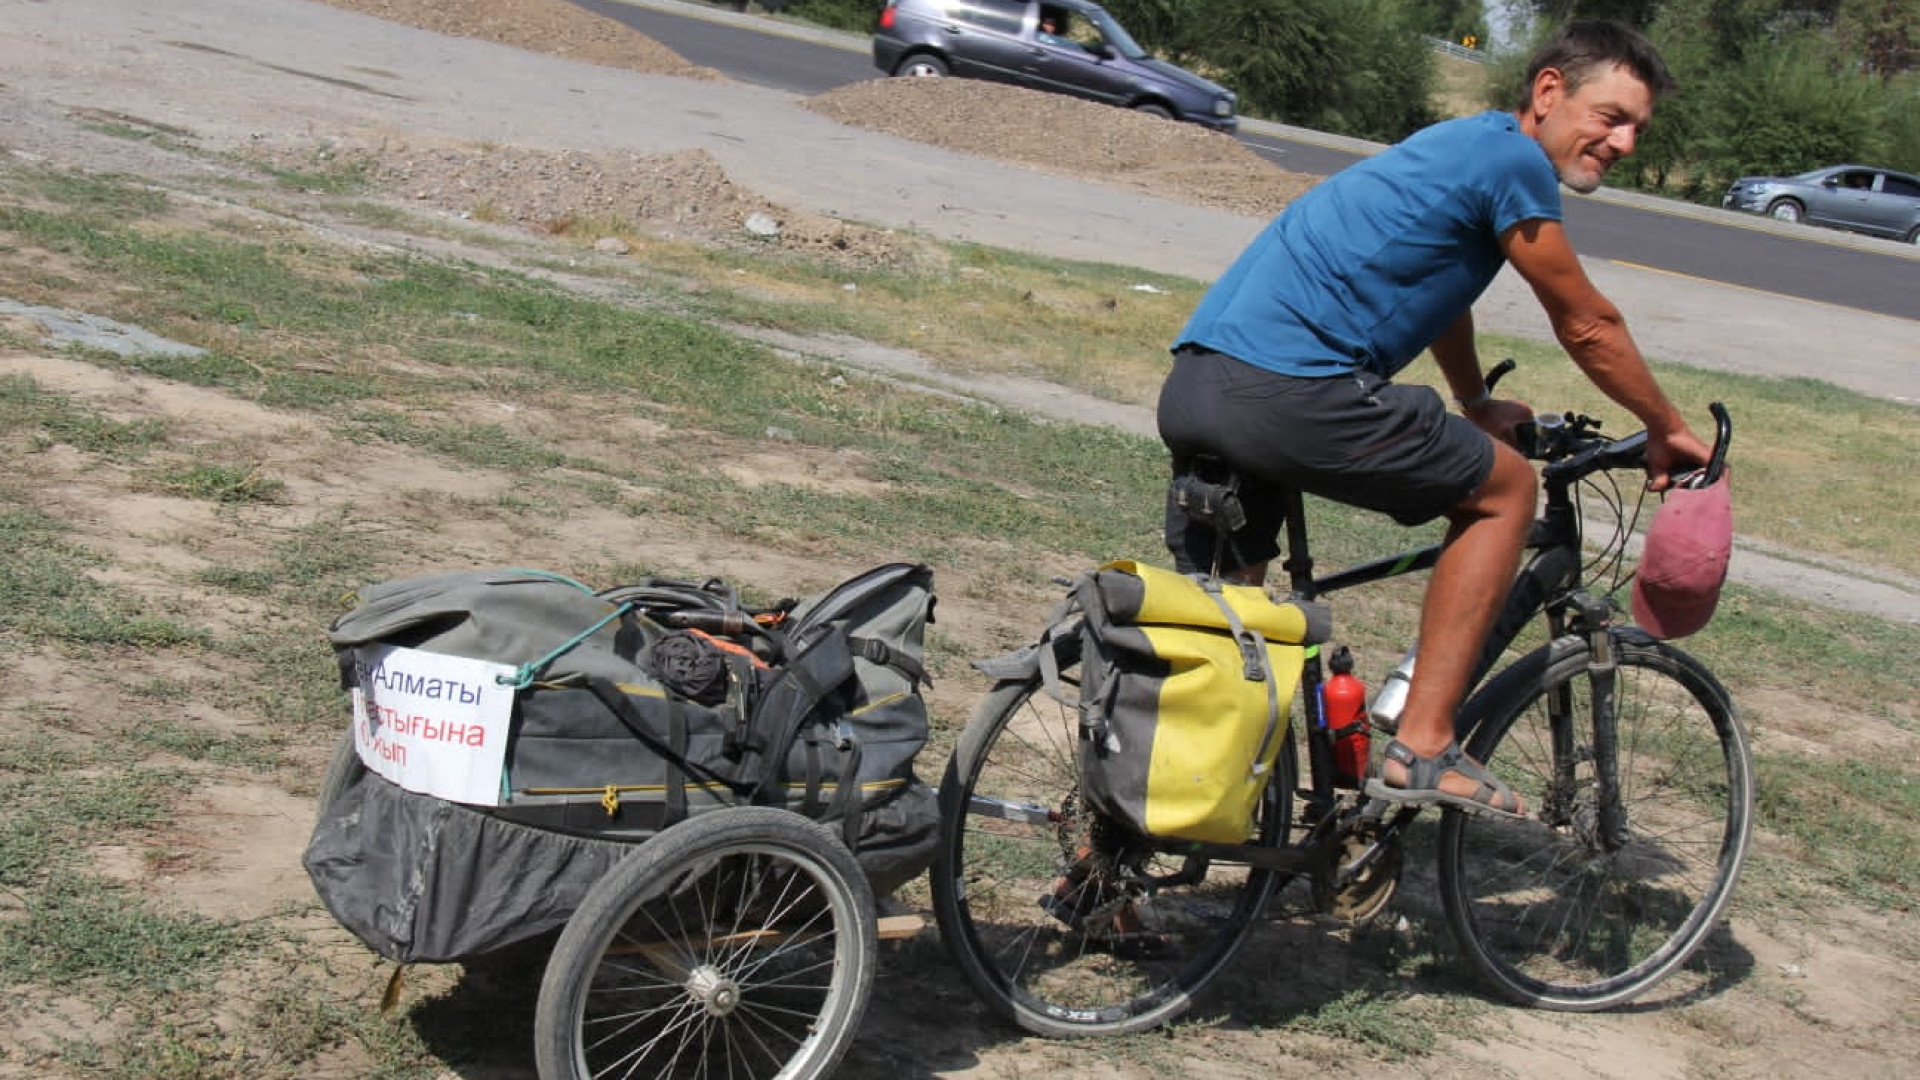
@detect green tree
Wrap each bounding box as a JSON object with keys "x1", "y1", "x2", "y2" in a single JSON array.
[
  {"x1": 1634, "y1": 0, "x2": 1918, "y2": 192},
  {"x1": 1403, "y1": 0, "x2": 1493, "y2": 40},
  {"x1": 1105, "y1": 0, "x2": 1441, "y2": 140},
  {"x1": 777, "y1": 0, "x2": 878, "y2": 33},
  {"x1": 1837, "y1": 0, "x2": 1920, "y2": 77},
  {"x1": 1526, "y1": 0, "x2": 1666, "y2": 25},
  {"x1": 1705, "y1": 36, "x2": 1881, "y2": 174},
  {"x1": 1092, "y1": 0, "x2": 1216, "y2": 64}
]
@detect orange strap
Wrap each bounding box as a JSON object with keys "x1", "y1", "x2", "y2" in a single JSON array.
[{"x1": 686, "y1": 627, "x2": 771, "y2": 669}]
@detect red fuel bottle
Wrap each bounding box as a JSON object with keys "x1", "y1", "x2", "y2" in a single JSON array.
[{"x1": 1323, "y1": 646, "x2": 1370, "y2": 789}]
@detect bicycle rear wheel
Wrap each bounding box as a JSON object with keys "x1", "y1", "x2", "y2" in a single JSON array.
[
  {"x1": 534, "y1": 807, "x2": 877, "y2": 1080},
  {"x1": 1438, "y1": 634, "x2": 1753, "y2": 1010},
  {"x1": 930, "y1": 661, "x2": 1291, "y2": 1038}
]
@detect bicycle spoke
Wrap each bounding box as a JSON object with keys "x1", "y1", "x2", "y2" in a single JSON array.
[
  {"x1": 1441, "y1": 638, "x2": 1751, "y2": 1010},
  {"x1": 539, "y1": 809, "x2": 875, "y2": 1080},
  {"x1": 932, "y1": 670, "x2": 1288, "y2": 1036}
]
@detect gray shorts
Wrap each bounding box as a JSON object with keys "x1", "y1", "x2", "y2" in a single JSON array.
[{"x1": 1157, "y1": 346, "x2": 1494, "y2": 574}]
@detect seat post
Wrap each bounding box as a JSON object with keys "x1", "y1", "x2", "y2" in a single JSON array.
[{"x1": 1279, "y1": 488, "x2": 1316, "y2": 602}]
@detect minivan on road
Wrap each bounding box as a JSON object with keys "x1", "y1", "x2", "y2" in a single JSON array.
[{"x1": 872, "y1": 0, "x2": 1238, "y2": 132}]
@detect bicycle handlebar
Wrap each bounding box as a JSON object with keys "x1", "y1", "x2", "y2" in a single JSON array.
[{"x1": 1489, "y1": 360, "x2": 1732, "y2": 488}]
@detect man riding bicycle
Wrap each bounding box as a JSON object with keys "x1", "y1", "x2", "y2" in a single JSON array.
[{"x1": 1157, "y1": 20, "x2": 1712, "y2": 817}]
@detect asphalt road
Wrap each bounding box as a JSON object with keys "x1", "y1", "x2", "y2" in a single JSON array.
[{"x1": 588, "y1": 0, "x2": 1920, "y2": 322}]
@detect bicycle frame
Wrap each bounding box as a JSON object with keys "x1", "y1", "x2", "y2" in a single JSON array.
[
  {"x1": 1277, "y1": 476, "x2": 1590, "y2": 797},
  {"x1": 1164, "y1": 461, "x2": 1606, "y2": 876}
]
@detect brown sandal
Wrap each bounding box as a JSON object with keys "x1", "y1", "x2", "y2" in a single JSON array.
[{"x1": 1363, "y1": 739, "x2": 1527, "y2": 819}]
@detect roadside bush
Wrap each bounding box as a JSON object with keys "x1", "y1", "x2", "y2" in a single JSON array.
[
  {"x1": 776, "y1": 0, "x2": 879, "y2": 33},
  {"x1": 1106, "y1": 0, "x2": 1439, "y2": 141},
  {"x1": 1868, "y1": 71, "x2": 1920, "y2": 172},
  {"x1": 1693, "y1": 36, "x2": 1881, "y2": 186}
]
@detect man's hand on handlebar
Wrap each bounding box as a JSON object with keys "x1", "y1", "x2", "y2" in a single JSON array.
[
  {"x1": 1644, "y1": 425, "x2": 1714, "y2": 493},
  {"x1": 1482, "y1": 360, "x2": 1731, "y2": 490},
  {"x1": 1464, "y1": 395, "x2": 1536, "y2": 448}
]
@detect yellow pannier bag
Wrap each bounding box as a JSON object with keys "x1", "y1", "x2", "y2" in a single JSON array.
[{"x1": 1073, "y1": 560, "x2": 1327, "y2": 845}]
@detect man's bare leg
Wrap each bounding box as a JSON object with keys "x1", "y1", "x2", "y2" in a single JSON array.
[{"x1": 1380, "y1": 441, "x2": 1536, "y2": 812}]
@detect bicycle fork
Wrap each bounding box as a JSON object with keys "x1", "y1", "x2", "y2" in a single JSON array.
[{"x1": 1546, "y1": 595, "x2": 1630, "y2": 851}]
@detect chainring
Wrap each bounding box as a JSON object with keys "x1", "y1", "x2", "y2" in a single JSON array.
[{"x1": 1312, "y1": 827, "x2": 1404, "y2": 925}]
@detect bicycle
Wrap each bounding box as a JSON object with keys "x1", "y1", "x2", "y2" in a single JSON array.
[{"x1": 930, "y1": 369, "x2": 1752, "y2": 1036}]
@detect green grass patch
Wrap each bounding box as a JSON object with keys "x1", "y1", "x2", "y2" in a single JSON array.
[
  {"x1": 5, "y1": 167, "x2": 173, "y2": 218},
  {"x1": 0, "y1": 872, "x2": 260, "y2": 989},
  {"x1": 249, "y1": 146, "x2": 377, "y2": 197},
  {"x1": 1680, "y1": 584, "x2": 1920, "y2": 735},
  {"x1": 0, "y1": 760, "x2": 191, "y2": 886},
  {"x1": 1755, "y1": 753, "x2": 1920, "y2": 908},
  {"x1": 148, "y1": 459, "x2": 289, "y2": 504},
  {"x1": 127, "y1": 718, "x2": 288, "y2": 771},
  {"x1": 0, "y1": 498, "x2": 209, "y2": 650},
  {"x1": 344, "y1": 411, "x2": 574, "y2": 472},
  {"x1": 1, "y1": 374, "x2": 171, "y2": 454},
  {"x1": 1288, "y1": 989, "x2": 1442, "y2": 1058}
]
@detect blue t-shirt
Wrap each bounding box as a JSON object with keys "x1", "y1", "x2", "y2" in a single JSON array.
[{"x1": 1176, "y1": 111, "x2": 1562, "y2": 379}]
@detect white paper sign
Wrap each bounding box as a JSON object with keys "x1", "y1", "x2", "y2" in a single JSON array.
[{"x1": 350, "y1": 644, "x2": 518, "y2": 807}]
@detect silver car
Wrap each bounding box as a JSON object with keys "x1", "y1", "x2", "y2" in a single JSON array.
[{"x1": 1722, "y1": 164, "x2": 1920, "y2": 244}]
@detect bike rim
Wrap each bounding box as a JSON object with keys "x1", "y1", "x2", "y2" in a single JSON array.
[
  {"x1": 942, "y1": 677, "x2": 1283, "y2": 1032},
  {"x1": 1444, "y1": 646, "x2": 1750, "y2": 1008},
  {"x1": 568, "y1": 841, "x2": 864, "y2": 1078}
]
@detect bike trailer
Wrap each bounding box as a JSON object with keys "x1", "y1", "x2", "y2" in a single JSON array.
[{"x1": 303, "y1": 563, "x2": 938, "y2": 963}]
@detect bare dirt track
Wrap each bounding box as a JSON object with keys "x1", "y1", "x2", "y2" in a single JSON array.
[
  {"x1": 319, "y1": 0, "x2": 1319, "y2": 221},
  {"x1": 2, "y1": 3, "x2": 1917, "y2": 1080}
]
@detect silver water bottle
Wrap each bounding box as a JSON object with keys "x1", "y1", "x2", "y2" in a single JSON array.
[{"x1": 1368, "y1": 645, "x2": 1417, "y2": 734}]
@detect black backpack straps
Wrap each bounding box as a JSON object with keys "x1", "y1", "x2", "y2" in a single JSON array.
[
  {"x1": 828, "y1": 736, "x2": 864, "y2": 853},
  {"x1": 580, "y1": 677, "x2": 753, "y2": 799},
  {"x1": 747, "y1": 627, "x2": 855, "y2": 796},
  {"x1": 792, "y1": 718, "x2": 864, "y2": 852},
  {"x1": 798, "y1": 728, "x2": 826, "y2": 818},
  {"x1": 664, "y1": 696, "x2": 688, "y2": 826},
  {"x1": 847, "y1": 634, "x2": 929, "y2": 688},
  {"x1": 761, "y1": 629, "x2": 868, "y2": 853}
]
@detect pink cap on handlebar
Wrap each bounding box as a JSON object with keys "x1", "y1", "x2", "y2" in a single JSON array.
[{"x1": 1631, "y1": 473, "x2": 1733, "y2": 639}]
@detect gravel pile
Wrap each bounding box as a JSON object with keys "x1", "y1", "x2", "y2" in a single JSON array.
[{"x1": 294, "y1": 0, "x2": 1316, "y2": 261}]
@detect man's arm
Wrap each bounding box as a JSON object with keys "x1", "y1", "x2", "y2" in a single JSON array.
[
  {"x1": 1430, "y1": 311, "x2": 1486, "y2": 403},
  {"x1": 1431, "y1": 311, "x2": 1532, "y2": 441},
  {"x1": 1501, "y1": 218, "x2": 1708, "y2": 483}
]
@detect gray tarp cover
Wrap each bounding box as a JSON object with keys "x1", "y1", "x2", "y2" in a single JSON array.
[
  {"x1": 305, "y1": 764, "x2": 940, "y2": 963},
  {"x1": 304, "y1": 766, "x2": 629, "y2": 963}
]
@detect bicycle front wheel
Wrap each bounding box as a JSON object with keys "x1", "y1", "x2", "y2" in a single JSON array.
[
  {"x1": 534, "y1": 807, "x2": 877, "y2": 1080},
  {"x1": 1438, "y1": 633, "x2": 1753, "y2": 1010},
  {"x1": 930, "y1": 663, "x2": 1290, "y2": 1038}
]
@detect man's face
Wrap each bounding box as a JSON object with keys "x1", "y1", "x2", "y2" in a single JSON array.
[{"x1": 1528, "y1": 62, "x2": 1654, "y2": 195}]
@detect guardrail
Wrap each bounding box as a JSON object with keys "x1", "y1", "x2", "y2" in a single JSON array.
[{"x1": 1425, "y1": 36, "x2": 1490, "y2": 63}]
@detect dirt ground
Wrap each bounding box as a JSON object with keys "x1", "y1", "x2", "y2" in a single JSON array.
[
  {"x1": 2, "y1": 2, "x2": 1916, "y2": 1079},
  {"x1": 243, "y1": 0, "x2": 1317, "y2": 261}
]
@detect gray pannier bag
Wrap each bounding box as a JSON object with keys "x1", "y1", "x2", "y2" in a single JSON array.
[{"x1": 302, "y1": 562, "x2": 938, "y2": 964}]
